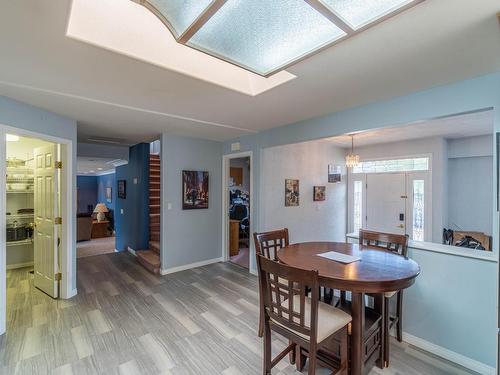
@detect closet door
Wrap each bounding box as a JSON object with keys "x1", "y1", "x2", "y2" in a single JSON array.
[{"x1": 33, "y1": 144, "x2": 59, "y2": 298}]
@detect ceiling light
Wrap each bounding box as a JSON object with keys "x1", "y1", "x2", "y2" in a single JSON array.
[
  {"x1": 134, "y1": 0, "x2": 423, "y2": 76},
  {"x1": 345, "y1": 134, "x2": 360, "y2": 168},
  {"x1": 89, "y1": 170, "x2": 95, "y2": 173},
  {"x1": 6, "y1": 134, "x2": 19, "y2": 142},
  {"x1": 97, "y1": 167, "x2": 103, "y2": 171}
]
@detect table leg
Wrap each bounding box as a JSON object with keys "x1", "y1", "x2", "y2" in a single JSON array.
[
  {"x1": 351, "y1": 292, "x2": 365, "y2": 375},
  {"x1": 373, "y1": 294, "x2": 385, "y2": 369}
]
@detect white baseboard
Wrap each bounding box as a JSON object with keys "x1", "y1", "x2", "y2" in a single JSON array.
[
  {"x1": 6, "y1": 261, "x2": 33, "y2": 270},
  {"x1": 160, "y1": 257, "x2": 223, "y2": 275},
  {"x1": 402, "y1": 332, "x2": 495, "y2": 375},
  {"x1": 127, "y1": 247, "x2": 136, "y2": 256}
]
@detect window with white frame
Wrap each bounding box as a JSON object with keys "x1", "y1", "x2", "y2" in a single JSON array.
[
  {"x1": 352, "y1": 157, "x2": 429, "y2": 174},
  {"x1": 353, "y1": 180, "x2": 363, "y2": 233},
  {"x1": 412, "y1": 179, "x2": 425, "y2": 241}
]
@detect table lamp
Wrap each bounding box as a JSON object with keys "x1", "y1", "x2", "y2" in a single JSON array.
[{"x1": 94, "y1": 203, "x2": 109, "y2": 222}]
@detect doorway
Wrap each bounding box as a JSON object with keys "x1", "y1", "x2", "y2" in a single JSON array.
[
  {"x1": 5, "y1": 133, "x2": 61, "y2": 298},
  {"x1": 222, "y1": 152, "x2": 252, "y2": 270},
  {"x1": 350, "y1": 169, "x2": 431, "y2": 241},
  {"x1": 1, "y1": 128, "x2": 73, "y2": 335}
]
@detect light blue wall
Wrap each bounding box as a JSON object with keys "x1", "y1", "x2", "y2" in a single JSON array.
[
  {"x1": 161, "y1": 134, "x2": 222, "y2": 270},
  {"x1": 222, "y1": 72, "x2": 500, "y2": 367},
  {"x1": 0, "y1": 96, "x2": 77, "y2": 291},
  {"x1": 404, "y1": 249, "x2": 497, "y2": 368}
]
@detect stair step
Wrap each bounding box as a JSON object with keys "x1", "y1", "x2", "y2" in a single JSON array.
[
  {"x1": 150, "y1": 197, "x2": 160, "y2": 205},
  {"x1": 136, "y1": 250, "x2": 160, "y2": 274},
  {"x1": 149, "y1": 205, "x2": 160, "y2": 215},
  {"x1": 150, "y1": 231, "x2": 160, "y2": 241},
  {"x1": 150, "y1": 214, "x2": 160, "y2": 224},
  {"x1": 150, "y1": 154, "x2": 160, "y2": 160},
  {"x1": 149, "y1": 241, "x2": 160, "y2": 254}
]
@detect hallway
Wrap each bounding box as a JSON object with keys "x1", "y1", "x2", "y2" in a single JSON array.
[{"x1": 0, "y1": 253, "x2": 477, "y2": 374}]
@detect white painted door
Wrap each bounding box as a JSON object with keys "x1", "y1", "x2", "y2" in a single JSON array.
[
  {"x1": 366, "y1": 173, "x2": 407, "y2": 235},
  {"x1": 34, "y1": 144, "x2": 59, "y2": 298}
]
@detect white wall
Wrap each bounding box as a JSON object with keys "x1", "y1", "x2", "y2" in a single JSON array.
[
  {"x1": 262, "y1": 140, "x2": 347, "y2": 243},
  {"x1": 351, "y1": 137, "x2": 447, "y2": 243},
  {"x1": 447, "y1": 135, "x2": 493, "y2": 237}
]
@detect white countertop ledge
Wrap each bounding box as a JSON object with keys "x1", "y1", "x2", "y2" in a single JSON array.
[{"x1": 346, "y1": 232, "x2": 498, "y2": 263}]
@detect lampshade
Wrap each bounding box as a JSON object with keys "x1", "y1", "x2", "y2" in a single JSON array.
[{"x1": 94, "y1": 203, "x2": 109, "y2": 213}]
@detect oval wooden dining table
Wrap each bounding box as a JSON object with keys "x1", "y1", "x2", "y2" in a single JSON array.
[{"x1": 277, "y1": 241, "x2": 420, "y2": 375}]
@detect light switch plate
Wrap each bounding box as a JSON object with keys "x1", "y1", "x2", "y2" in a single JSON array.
[
  {"x1": 120, "y1": 209, "x2": 124, "y2": 214},
  {"x1": 133, "y1": 178, "x2": 138, "y2": 184}
]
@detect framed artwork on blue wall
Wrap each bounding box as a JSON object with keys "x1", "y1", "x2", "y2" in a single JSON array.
[
  {"x1": 117, "y1": 180, "x2": 126, "y2": 199},
  {"x1": 106, "y1": 187, "x2": 112, "y2": 203}
]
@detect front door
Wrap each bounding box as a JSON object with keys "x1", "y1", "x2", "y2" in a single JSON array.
[
  {"x1": 366, "y1": 173, "x2": 406, "y2": 235},
  {"x1": 33, "y1": 144, "x2": 59, "y2": 298}
]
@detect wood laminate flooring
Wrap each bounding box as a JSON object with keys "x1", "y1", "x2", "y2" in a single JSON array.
[{"x1": 1, "y1": 253, "x2": 478, "y2": 374}]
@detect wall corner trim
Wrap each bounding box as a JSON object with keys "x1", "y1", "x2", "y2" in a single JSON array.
[
  {"x1": 402, "y1": 332, "x2": 495, "y2": 375},
  {"x1": 65, "y1": 288, "x2": 78, "y2": 299},
  {"x1": 160, "y1": 257, "x2": 223, "y2": 275}
]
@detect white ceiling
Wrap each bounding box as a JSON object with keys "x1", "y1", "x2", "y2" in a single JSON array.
[
  {"x1": 77, "y1": 157, "x2": 126, "y2": 176},
  {"x1": 326, "y1": 110, "x2": 494, "y2": 148},
  {"x1": 0, "y1": 0, "x2": 499, "y2": 143}
]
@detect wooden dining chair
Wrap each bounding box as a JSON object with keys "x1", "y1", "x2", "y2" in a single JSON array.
[
  {"x1": 254, "y1": 229, "x2": 290, "y2": 339},
  {"x1": 359, "y1": 229, "x2": 409, "y2": 365},
  {"x1": 257, "y1": 254, "x2": 351, "y2": 375}
]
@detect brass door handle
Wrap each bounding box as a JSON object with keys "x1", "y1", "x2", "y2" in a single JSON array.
[{"x1": 397, "y1": 224, "x2": 404, "y2": 228}]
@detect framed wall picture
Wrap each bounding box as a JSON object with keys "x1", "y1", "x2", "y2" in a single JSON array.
[
  {"x1": 105, "y1": 187, "x2": 112, "y2": 203},
  {"x1": 117, "y1": 180, "x2": 126, "y2": 199},
  {"x1": 313, "y1": 186, "x2": 326, "y2": 201},
  {"x1": 182, "y1": 170, "x2": 209, "y2": 209},
  {"x1": 285, "y1": 179, "x2": 299, "y2": 207},
  {"x1": 328, "y1": 164, "x2": 342, "y2": 183}
]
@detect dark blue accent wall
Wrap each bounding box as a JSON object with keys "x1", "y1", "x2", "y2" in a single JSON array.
[
  {"x1": 77, "y1": 176, "x2": 97, "y2": 213},
  {"x1": 97, "y1": 173, "x2": 116, "y2": 212},
  {"x1": 115, "y1": 143, "x2": 150, "y2": 251}
]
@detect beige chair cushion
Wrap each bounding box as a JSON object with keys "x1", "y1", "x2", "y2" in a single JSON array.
[
  {"x1": 271, "y1": 294, "x2": 351, "y2": 343},
  {"x1": 384, "y1": 291, "x2": 397, "y2": 298}
]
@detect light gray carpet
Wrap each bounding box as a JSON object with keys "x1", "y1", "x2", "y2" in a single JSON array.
[{"x1": 76, "y1": 237, "x2": 115, "y2": 258}]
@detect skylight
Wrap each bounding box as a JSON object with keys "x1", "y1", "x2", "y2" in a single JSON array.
[{"x1": 134, "y1": 0, "x2": 423, "y2": 76}]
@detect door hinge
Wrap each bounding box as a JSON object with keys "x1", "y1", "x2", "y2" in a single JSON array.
[
  {"x1": 55, "y1": 161, "x2": 63, "y2": 169},
  {"x1": 54, "y1": 217, "x2": 62, "y2": 225},
  {"x1": 55, "y1": 272, "x2": 62, "y2": 281}
]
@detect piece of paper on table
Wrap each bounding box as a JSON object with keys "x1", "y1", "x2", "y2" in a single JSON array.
[{"x1": 317, "y1": 251, "x2": 361, "y2": 264}]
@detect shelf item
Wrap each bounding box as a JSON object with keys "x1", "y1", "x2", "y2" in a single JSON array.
[
  {"x1": 6, "y1": 190, "x2": 34, "y2": 194},
  {"x1": 6, "y1": 214, "x2": 34, "y2": 219},
  {"x1": 6, "y1": 239, "x2": 33, "y2": 247}
]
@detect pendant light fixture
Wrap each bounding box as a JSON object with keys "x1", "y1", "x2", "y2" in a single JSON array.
[{"x1": 345, "y1": 134, "x2": 360, "y2": 168}]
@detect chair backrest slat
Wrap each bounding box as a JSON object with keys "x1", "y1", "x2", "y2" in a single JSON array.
[
  {"x1": 359, "y1": 229, "x2": 409, "y2": 257},
  {"x1": 257, "y1": 254, "x2": 319, "y2": 340},
  {"x1": 254, "y1": 228, "x2": 289, "y2": 260}
]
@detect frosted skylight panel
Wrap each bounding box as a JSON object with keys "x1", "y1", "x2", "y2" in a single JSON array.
[
  {"x1": 136, "y1": 0, "x2": 423, "y2": 76},
  {"x1": 146, "y1": 0, "x2": 213, "y2": 37},
  {"x1": 319, "y1": 0, "x2": 414, "y2": 29},
  {"x1": 187, "y1": 0, "x2": 346, "y2": 76}
]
